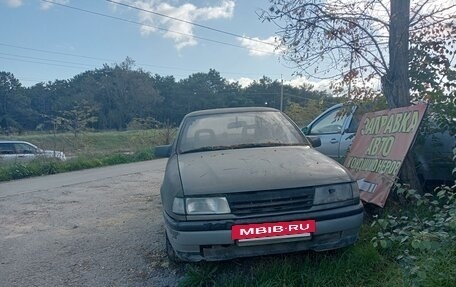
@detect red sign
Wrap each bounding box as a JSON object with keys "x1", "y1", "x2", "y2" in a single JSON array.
[
  {"x1": 344, "y1": 103, "x2": 427, "y2": 207},
  {"x1": 231, "y1": 220, "x2": 316, "y2": 240}
]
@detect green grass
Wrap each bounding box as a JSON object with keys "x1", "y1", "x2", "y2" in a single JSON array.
[
  {"x1": 0, "y1": 129, "x2": 169, "y2": 181},
  {"x1": 420, "y1": 242, "x2": 456, "y2": 286},
  {"x1": 0, "y1": 149, "x2": 155, "y2": 181},
  {"x1": 1, "y1": 129, "x2": 172, "y2": 156},
  {"x1": 178, "y1": 225, "x2": 406, "y2": 287},
  {"x1": 178, "y1": 215, "x2": 456, "y2": 287}
]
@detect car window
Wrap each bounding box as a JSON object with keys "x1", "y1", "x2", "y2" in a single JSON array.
[
  {"x1": 14, "y1": 143, "x2": 37, "y2": 154},
  {"x1": 0, "y1": 143, "x2": 15, "y2": 154},
  {"x1": 178, "y1": 111, "x2": 306, "y2": 153},
  {"x1": 310, "y1": 108, "x2": 347, "y2": 134},
  {"x1": 347, "y1": 115, "x2": 359, "y2": 133}
]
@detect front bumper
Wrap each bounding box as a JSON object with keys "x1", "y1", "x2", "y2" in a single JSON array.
[{"x1": 164, "y1": 202, "x2": 364, "y2": 261}]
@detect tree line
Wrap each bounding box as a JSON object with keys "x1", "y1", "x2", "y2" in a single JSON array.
[{"x1": 0, "y1": 59, "x2": 339, "y2": 134}]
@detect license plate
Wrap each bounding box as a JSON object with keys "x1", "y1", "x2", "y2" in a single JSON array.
[{"x1": 231, "y1": 220, "x2": 316, "y2": 240}]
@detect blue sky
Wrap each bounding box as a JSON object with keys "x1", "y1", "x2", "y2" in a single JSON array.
[{"x1": 0, "y1": 0, "x2": 326, "y2": 88}]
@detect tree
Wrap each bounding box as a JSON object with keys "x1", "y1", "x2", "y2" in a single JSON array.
[
  {"x1": 264, "y1": 0, "x2": 455, "y2": 107},
  {"x1": 384, "y1": 0, "x2": 411, "y2": 107},
  {"x1": 177, "y1": 69, "x2": 230, "y2": 112},
  {"x1": 0, "y1": 72, "x2": 22, "y2": 133},
  {"x1": 263, "y1": 0, "x2": 456, "y2": 191},
  {"x1": 285, "y1": 101, "x2": 318, "y2": 127},
  {"x1": 27, "y1": 80, "x2": 72, "y2": 130},
  {"x1": 59, "y1": 99, "x2": 99, "y2": 137},
  {"x1": 242, "y1": 76, "x2": 282, "y2": 108},
  {"x1": 409, "y1": 22, "x2": 456, "y2": 135},
  {"x1": 151, "y1": 74, "x2": 179, "y2": 124},
  {"x1": 0, "y1": 72, "x2": 39, "y2": 133},
  {"x1": 69, "y1": 58, "x2": 162, "y2": 130}
]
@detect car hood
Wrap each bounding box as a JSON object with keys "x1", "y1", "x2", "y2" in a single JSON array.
[{"x1": 177, "y1": 146, "x2": 352, "y2": 196}]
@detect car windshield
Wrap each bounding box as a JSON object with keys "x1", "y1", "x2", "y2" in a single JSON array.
[{"x1": 178, "y1": 111, "x2": 308, "y2": 154}]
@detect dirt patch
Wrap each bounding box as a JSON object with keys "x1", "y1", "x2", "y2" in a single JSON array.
[{"x1": 0, "y1": 159, "x2": 182, "y2": 286}]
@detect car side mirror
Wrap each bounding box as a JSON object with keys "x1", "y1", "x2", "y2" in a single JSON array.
[
  {"x1": 306, "y1": 136, "x2": 321, "y2": 148},
  {"x1": 155, "y1": 144, "x2": 172, "y2": 158},
  {"x1": 301, "y1": 126, "x2": 310, "y2": 135}
]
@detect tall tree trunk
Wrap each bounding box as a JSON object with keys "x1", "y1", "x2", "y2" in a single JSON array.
[
  {"x1": 383, "y1": 0, "x2": 411, "y2": 107},
  {"x1": 382, "y1": 0, "x2": 423, "y2": 193}
]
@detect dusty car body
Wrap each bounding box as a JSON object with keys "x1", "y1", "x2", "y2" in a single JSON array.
[
  {"x1": 156, "y1": 107, "x2": 363, "y2": 262},
  {"x1": 0, "y1": 140, "x2": 66, "y2": 162}
]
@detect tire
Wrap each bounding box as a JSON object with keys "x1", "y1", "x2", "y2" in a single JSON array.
[{"x1": 165, "y1": 232, "x2": 181, "y2": 263}]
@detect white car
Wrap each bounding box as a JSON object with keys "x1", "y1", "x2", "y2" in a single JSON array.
[{"x1": 0, "y1": 140, "x2": 66, "y2": 162}]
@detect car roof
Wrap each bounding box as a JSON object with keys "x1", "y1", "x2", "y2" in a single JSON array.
[
  {"x1": 185, "y1": 107, "x2": 279, "y2": 117},
  {"x1": 0, "y1": 140, "x2": 32, "y2": 144}
]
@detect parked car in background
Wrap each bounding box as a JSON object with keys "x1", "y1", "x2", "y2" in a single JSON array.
[
  {"x1": 0, "y1": 140, "x2": 66, "y2": 162},
  {"x1": 156, "y1": 107, "x2": 363, "y2": 262},
  {"x1": 302, "y1": 104, "x2": 455, "y2": 183}
]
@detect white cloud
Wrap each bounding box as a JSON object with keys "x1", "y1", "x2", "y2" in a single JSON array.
[
  {"x1": 40, "y1": 0, "x2": 69, "y2": 10},
  {"x1": 153, "y1": 2, "x2": 200, "y2": 49},
  {"x1": 237, "y1": 36, "x2": 281, "y2": 57},
  {"x1": 4, "y1": 0, "x2": 22, "y2": 8},
  {"x1": 121, "y1": 0, "x2": 235, "y2": 50},
  {"x1": 194, "y1": 0, "x2": 235, "y2": 20},
  {"x1": 285, "y1": 77, "x2": 382, "y2": 94},
  {"x1": 3, "y1": 0, "x2": 70, "y2": 9},
  {"x1": 229, "y1": 76, "x2": 332, "y2": 91},
  {"x1": 228, "y1": 77, "x2": 254, "y2": 87},
  {"x1": 285, "y1": 78, "x2": 332, "y2": 92}
]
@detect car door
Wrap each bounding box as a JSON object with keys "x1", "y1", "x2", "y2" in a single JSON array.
[
  {"x1": 305, "y1": 105, "x2": 353, "y2": 160},
  {"x1": 13, "y1": 143, "x2": 38, "y2": 162},
  {"x1": 338, "y1": 113, "x2": 358, "y2": 158},
  {"x1": 0, "y1": 143, "x2": 17, "y2": 162}
]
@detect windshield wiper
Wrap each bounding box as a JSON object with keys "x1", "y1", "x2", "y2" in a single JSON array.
[
  {"x1": 180, "y1": 143, "x2": 305, "y2": 154},
  {"x1": 180, "y1": 146, "x2": 230, "y2": 154},
  {"x1": 227, "y1": 143, "x2": 304, "y2": 149}
]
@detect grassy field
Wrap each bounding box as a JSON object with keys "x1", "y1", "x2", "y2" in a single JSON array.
[
  {"x1": 0, "y1": 129, "x2": 175, "y2": 181},
  {"x1": 1, "y1": 129, "x2": 174, "y2": 156}
]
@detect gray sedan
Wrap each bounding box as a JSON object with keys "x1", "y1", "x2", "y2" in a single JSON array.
[
  {"x1": 156, "y1": 107, "x2": 363, "y2": 262},
  {"x1": 0, "y1": 140, "x2": 66, "y2": 162}
]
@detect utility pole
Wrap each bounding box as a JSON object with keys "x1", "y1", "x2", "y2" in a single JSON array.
[
  {"x1": 348, "y1": 49, "x2": 353, "y2": 98},
  {"x1": 280, "y1": 75, "x2": 284, "y2": 111}
]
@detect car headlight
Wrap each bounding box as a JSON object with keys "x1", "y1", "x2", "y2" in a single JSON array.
[
  {"x1": 313, "y1": 183, "x2": 356, "y2": 205},
  {"x1": 172, "y1": 197, "x2": 231, "y2": 215}
]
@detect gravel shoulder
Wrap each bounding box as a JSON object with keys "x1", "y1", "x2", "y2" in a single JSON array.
[{"x1": 0, "y1": 159, "x2": 181, "y2": 287}]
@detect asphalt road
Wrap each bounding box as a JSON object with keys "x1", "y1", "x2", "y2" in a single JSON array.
[{"x1": 0, "y1": 159, "x2": 181, "y2": 287}]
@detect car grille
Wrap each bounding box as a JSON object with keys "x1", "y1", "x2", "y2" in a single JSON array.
[{"x1": 226, "y1": 187, "x2": 315, "y2": 215}]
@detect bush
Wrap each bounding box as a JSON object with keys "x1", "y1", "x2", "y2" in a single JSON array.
[{"x1": 370, "y1": 183, "x2": 456, "y2": 285}]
